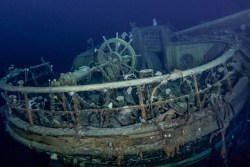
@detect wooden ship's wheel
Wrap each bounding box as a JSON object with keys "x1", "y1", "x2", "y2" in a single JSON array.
[{"x1": 97, "y1": 33, "x2": 136, "y2": 80}]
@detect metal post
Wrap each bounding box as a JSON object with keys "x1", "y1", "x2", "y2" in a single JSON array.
[
  {"x1": 72, "y1": 93, "x2": 81, "y2": 126},
  {"x1": 192, "y1": 74, "x2": 201, "y2": 109},
  {"x1": 24, "y1": 92, "x2": 34, "y2": 125},
  {"x1": 60, "y1": 93, "x2": 68, "y2": 111},
  {"x1": 223, "y1": 63, "x2": 232, "y2": 92},
  {"x1": 137, "y1": 85, "x2": 147, "y2": 122},
  {"x1": 49, "y1": 93, "x2": 55, "y2": 111}
]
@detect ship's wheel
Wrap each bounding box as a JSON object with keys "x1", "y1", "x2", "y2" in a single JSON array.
[{"x1": 97, "y1": 33, "x2": 136, "y2": 81}]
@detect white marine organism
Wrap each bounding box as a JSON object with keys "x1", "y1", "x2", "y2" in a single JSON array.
[
  {"x1": 155, "y1": 71, "x2": 162, "y2": 76},
  {"x1": 28, "y1": 99, "x2": 36, "y2": 108},
  {"x1": 37, "y1": 96, "x2": 43, "y2": 100},
  {"x1": 123, "y1": 73, "x2": 137, "y2": 80},
  {"x1": 17, "y1": 80, "x2": 24, "y2": 86},
  {"x1": 48, "y1": 79, "x2": 51, "y2": 85},
  {"x1": 8, "y1": 95, "x2": 17, "y2": 105},
  {"x1": 139, "y1": 116, "x2": 146, "y2": 123},
  {"x1": 126, "y1": 86, "x2": 133, "y2": 94},
  {"x1": 108, "y1": 102, "x2": 113, "y2": 109},
  {"x1": 240, "y1": 24, "x2": 247, "y2": 31},
  {"x1": 69, "y1": 91, "x2": 75, "y2": 96},
  {"x1": 116, "y1": 96, "x2": 124, "y2": 101},
  {"x1": 184, "y1": 78, "x2": 192, "y2": 85},
  {"x1": 8, "y1": 64, "x2": 15, "y2": 71},
  {"x1": 165, "y1": 88, "x2": 171, "y2": 95},
  {"x1": 52, "y1": 119, "x2": 60, "y2": 126},
  {"x1": 50, "y1": 153, "x2": 58, "y2": 160},
  {"x1": 217, "y1": 67, "x2": 224, "y2": 73},
  {"x1": 140, "y1": 69, "x2": 153, "y2": 74},
  {"x1": 32, "y1": 96, "x2": 37, "y2": 101}
]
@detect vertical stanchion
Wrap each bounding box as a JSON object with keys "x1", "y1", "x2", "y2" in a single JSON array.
[
  {"x1": 72, "y1": 93, "x2": 81, "y2": 126},
  {"x1": 223, "y1": 63, "x2": 232, "y2": 92},
  {"x1": 137, "y1": 85, "x2": 147, "y2": 122},
  {"x1": 49, "y1": 93, "x2": 55, "y2": 111},
  {"x1": 24, "y1": 92, "x2": 34, "y2": 125},
  {"x1": 192, "y1": 74, "x2": 201, "y2": 109}
]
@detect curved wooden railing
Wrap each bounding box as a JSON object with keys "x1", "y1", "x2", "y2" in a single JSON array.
[
  {"x1": 0, "y1": 44, "x2": 238, "y2": 93},
  {"x1": 0, "y1": 43, "x2": 240, "y2": 127}
]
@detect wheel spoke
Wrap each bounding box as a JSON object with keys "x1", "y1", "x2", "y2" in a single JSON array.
[
  {"x1": 122, "y1": 55, "x2": 132, "y2": 60},
  {"x1": 121, "y1": 63, "x2": 132, "y2": 74},
  {"x1": 122, "y1": 62, "x2": 132, "y2": 69},
  {"x1": 120, "y1": 45, "x2": 128, "y2": 55},
  {"x1": 122, "y1": 55, "x2": 131, "y2": 64},
  {"x1": 107, "y1": 44, "x2": 113, "y2": 52},
  {"x1": 115, "y1": 41, "x2": 120, "y2": 52}
]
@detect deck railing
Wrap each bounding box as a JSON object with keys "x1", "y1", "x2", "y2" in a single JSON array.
[{"x1": 0, "y1": 43, "x2": 240, "y2": 128}]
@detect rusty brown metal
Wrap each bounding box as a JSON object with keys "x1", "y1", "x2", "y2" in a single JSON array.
[
  {"x1": 24, "y1": 92, "x2": 34, "y2": 126},
  {"x1": 72, "y1": 93, "x2": 81, "y2": 126},
  {"x1": 192, "y1": 74, "x2": 201, "y2": 109},
  {"x1": 137, "y1": 85, "x2": 147, "y2": 122},
  {"x1": 60, "y1": 93, "x2": 69, "y2": 111}
]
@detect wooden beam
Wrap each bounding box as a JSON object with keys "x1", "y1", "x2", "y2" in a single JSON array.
[
  {"x1": 176, "y1": 9, "x2": 250, "y2": 36},
  {"x1": 0, "y1": 44, "x2": 239, "y2": 93},
  {"x1": 24, "y1": 92, "x2": 34, "y2": 126}
]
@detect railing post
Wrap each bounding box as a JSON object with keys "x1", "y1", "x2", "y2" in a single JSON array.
[
  {"x1": 49, "y1": 93, "x2": 55, "y2": 111},
  {"x1": 137, "y1": 85, "x2": 147, "y2": 122},
  {"x1": 72, "y1": 93, "x2": 81, "y2": 126},
  {"x1": 192, "y1": 74, "x2": 201, "y2": 109},
  {"x1": 60, "y1": 93, "x2": 68, "y2": 111},
  {"x1": 223, "y1": 63, "x2": 232, "y2": 92},
  {"x1": 24, "y1": 92, "x2": 34, "y2": 125}
]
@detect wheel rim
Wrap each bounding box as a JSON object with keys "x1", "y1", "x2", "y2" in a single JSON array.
[{"x1": 97, "y1": 33, "x2": 136, "y2": 80}]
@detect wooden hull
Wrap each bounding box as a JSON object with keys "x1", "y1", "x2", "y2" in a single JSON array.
[{"x1": 5, "y1": 77, "x2": 249, "y2": 166}]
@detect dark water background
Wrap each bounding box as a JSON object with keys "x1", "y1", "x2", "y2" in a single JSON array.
[{"x1": 0, "y1": 0, "x2": 250, "y2": 166}]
